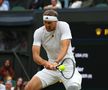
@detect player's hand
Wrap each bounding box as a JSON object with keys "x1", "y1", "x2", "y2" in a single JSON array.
[
  {"x1": 52, "y1": 62, "x2": 58, "y2": 70},
  {"x1": 43, "y1": 61, "x2": 54, "y2": 70}
]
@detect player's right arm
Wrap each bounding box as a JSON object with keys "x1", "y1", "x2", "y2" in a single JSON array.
[
  {"x1": 32, "y1": 28, "x2": 54, "y2": 70},
  {"x1": 32, "y1": 45, "x2": 45, "y2": 65},
  {"x1": 32, "y1": 45, "x2": 54, "y2": 70}
]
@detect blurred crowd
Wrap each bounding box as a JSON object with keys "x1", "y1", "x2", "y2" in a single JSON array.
[
  {"x1": 0, "y1": 31, "x2": 28, "y2": 52},
  {"x1": 0, "y1": 59, "x2": 27, "y2": 90},
  {"x1": 0, "y1": 0, "x2": 108, "y2": 11}
]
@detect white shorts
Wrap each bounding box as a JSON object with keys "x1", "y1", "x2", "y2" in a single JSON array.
[{"x1": 34, "y1": 68, "x2": 82, "y2": 90}]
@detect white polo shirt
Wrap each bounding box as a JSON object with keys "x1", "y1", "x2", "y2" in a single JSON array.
[{"x1": 33, "y1": 21, "x2": 75, "y2": 63}]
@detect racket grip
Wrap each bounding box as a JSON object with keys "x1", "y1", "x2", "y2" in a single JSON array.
[{"x1": 52, "y1": 66, "x2": 58, "y2": 70}]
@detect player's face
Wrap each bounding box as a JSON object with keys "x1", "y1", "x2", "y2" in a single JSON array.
[{"x1": 44, "y1": 21, "x2": 57, "y2": 32}]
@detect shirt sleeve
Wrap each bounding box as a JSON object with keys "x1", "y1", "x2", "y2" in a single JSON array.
[
  {"x1": 33, "y1": 29, "x2": 42, "y2": 46},
  {"x1": 60, "y1": 22, "x2": 72, "y2": 40}
]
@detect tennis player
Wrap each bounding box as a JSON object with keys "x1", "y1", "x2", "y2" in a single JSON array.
[{"x1": 25, "y1": 9, "x2": 82, "y2": 90}]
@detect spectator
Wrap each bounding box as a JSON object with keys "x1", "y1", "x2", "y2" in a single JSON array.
[
  {"x1": 29, "y1": 0, "x2": 40, "y2": 9},
  {"x1": 81, "y1": 0, "x2": 94, "y2": 8},
  {"x1": 29, "y1": 0, "x2": 51, "y2": 10},
  {"x1": 0, "y1": 59, "x2": 15, "y2": 81},
  {"x1": 63, "y1": 0, "x2": 69, "y2": 8},
  {"x1": 0, "y1": 78, "x2": 5, "y2": 90},
  {"x1": 69, "y1": 0, "x2": 82, "y2": 8},
  {"x1": 5, "y1": 80, "x2": 14, "y2": 90},
  {"x1": 0, "y1": 83, "x2": 5, "y2": 90},
  {"x1": 29, "y1": 0, "x2": 44, "y2": 10},
  {"x1": 44, "y1": 0, "x2": 62, "y2": 10},
  {"x1": 14, "y1": 77, "x2": 24, "y2": 90},
  {"x1": 0, "y1": 0, "x2": 10, "y2": 11},
  {"x1": 93, "y1": 0, "x2": 108, "y2": 8}
]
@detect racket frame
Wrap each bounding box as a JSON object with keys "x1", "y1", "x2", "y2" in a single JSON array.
[{"x1": 57, "y1": 58, "x2": 76, "y2": 79}]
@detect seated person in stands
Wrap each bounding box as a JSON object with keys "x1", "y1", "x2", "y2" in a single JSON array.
[
  {"x1": 0, "y1": 59, "x2": 15, "y2": 81},
  {"x1": 93, "y1": 0, "x2": 108, "y2": 7},
  {"x1": 81, "y1": 0, "x2": 94, "y2": 8},
  {"x1": 69, "y1": 0, "x2": 82, "y2": 8},
  {"x1": 29, "y1": 0, "x2": 52, "y2": 10},
  {"x1": 44, "y1": 0, "x2": 62, "y2": 10},
  {"x1": 0, "y1": 0, "x2": 10, "y2": 11},
  {"x1": 0, "y1": 77, "x2": 5, "y2": 90},
  {"x1": 14, "y1": 77, "x2": 24, "y2": 90},
  {"x1": 5, "y1": 80, "x2": 14, "y2": 90},
  {"x1": 29, "y1": 0, "x2": 44, "y2": 10}
]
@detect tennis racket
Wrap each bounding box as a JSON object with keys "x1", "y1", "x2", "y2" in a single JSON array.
[{"x1": 56, "y1": 58, "x2": 76, "y2": 79}]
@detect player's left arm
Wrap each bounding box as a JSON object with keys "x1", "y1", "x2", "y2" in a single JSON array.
[
  {"x1": 55, "y1": 22, "x2": 72, "y2": 63},
  {"x1": 55, "y1": 22, "x2": 72, "y2": 64},
  {"x1": 55, "y1": 39, "x2": 71, "y2": 64}
]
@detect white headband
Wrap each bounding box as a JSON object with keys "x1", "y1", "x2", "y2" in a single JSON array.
[{"x1": 43, "y1": 15, "x2": 58, "y2": 21}]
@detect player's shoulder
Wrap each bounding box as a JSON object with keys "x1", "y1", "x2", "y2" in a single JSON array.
[
  {"x1": 57, "y1": 21, "x2": 70, "y2": 29},
  {"x1": 34, "y1": 26, "x2": 45, "y2": 34},
  {"x1": 36, "y1": 26, "x2": 45, "y2": 31},
  {"x1": 58, "y1": 21, "x2": 69, "y2": 26}
]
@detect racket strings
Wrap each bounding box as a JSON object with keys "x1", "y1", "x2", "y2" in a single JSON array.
[{"x1": 60, "y1": 58, "x2": 75, "y2": 79}]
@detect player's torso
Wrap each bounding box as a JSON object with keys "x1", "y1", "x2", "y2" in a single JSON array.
[
  {"x1": 41, "y1": 24, "x2": 61, "y2": 60},
  {"x1": 38, "y1": 21, "x2": 74, "y2": 62}
]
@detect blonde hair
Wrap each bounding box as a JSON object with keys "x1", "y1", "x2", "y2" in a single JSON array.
[{"x1": 43, "y1": 9, "x2": 58, "y2": 17}]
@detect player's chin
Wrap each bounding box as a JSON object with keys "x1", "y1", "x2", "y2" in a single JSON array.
[{"x1": 46, "y1": 28, "x2": 54, "y2": 32}]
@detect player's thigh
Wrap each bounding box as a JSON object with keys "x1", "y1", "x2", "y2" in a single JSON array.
[
  {"x1": 25, "y1": 75, "x2": 42, "y2": 90},
  {"x1": 35, "y1": 69, "x2": 59, "y2": 88},
  {"x1": 67, "y1": 85, "x2": 79, "y2": 90},
  {"x1": 61, "y1": 69, "x2": 82, "y2": 90}
]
